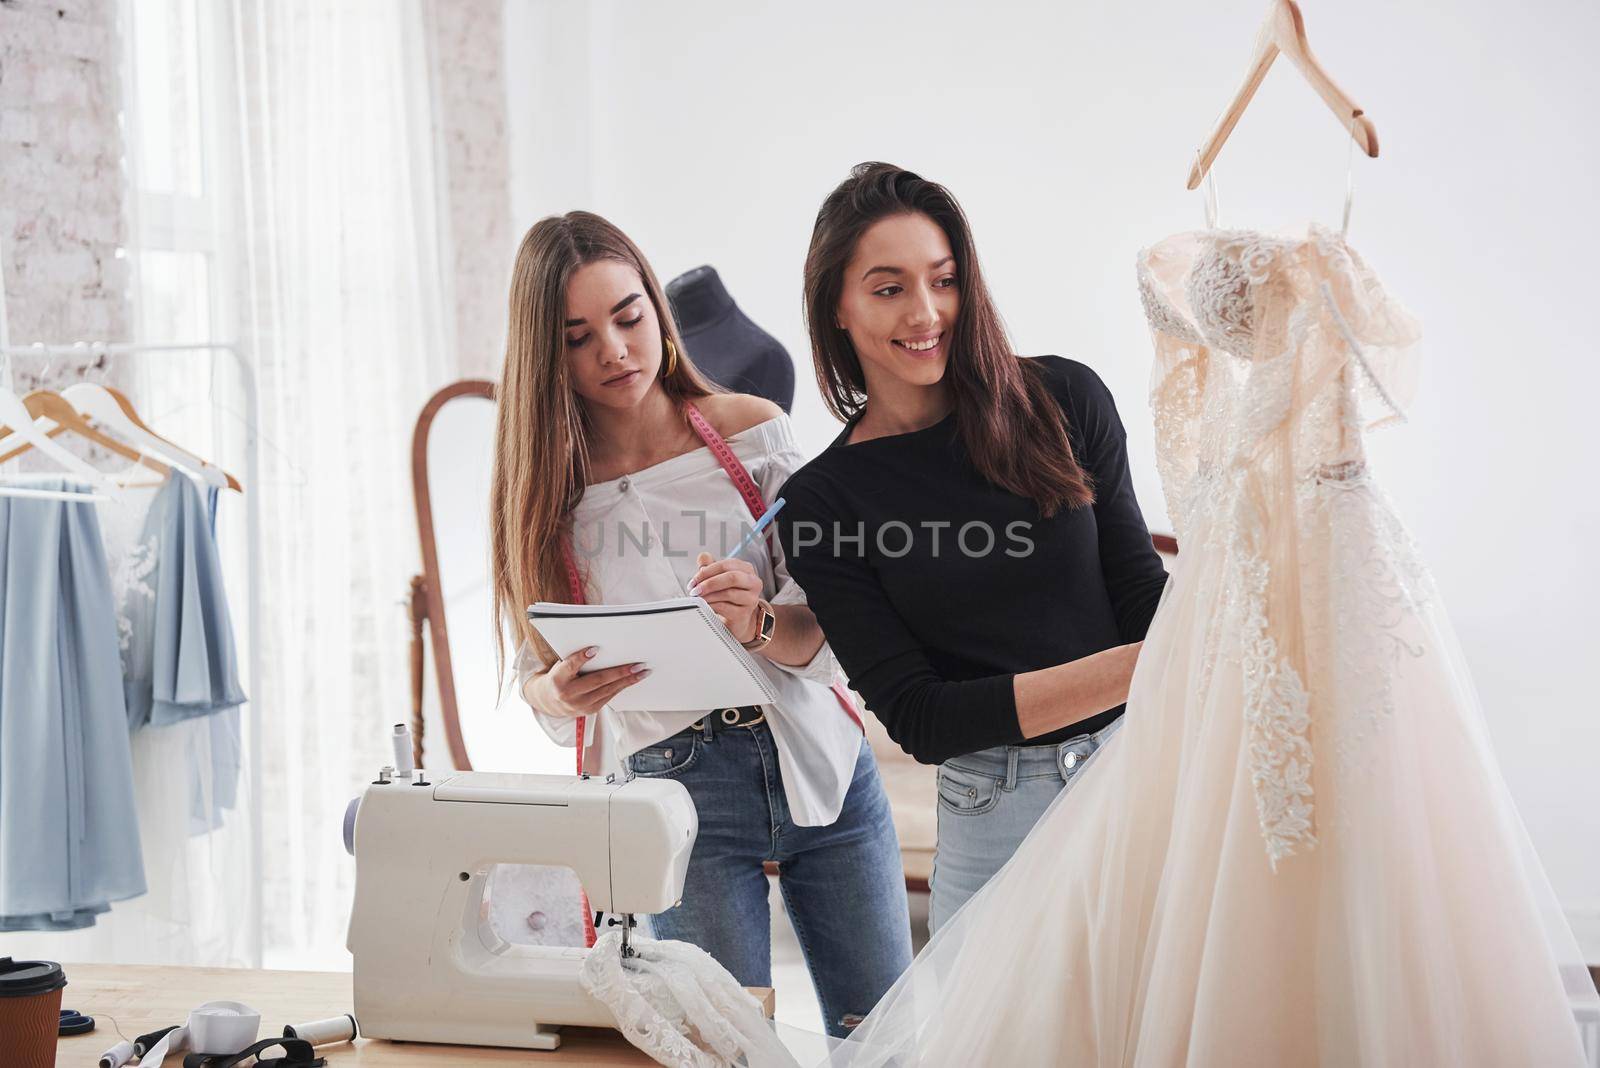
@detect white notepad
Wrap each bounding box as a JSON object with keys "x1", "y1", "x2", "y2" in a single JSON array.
[{"x1": 526, "y1": 597, "x2": 778, "y2": 712}]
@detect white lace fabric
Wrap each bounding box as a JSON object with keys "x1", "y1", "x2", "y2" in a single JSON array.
[
  {"x1": 1138, "y1": 225, "x2": 1421, "y2": 532},
  {"x1": 1136, "y1": 224, "x2": 1422, "y2": 865},
  {"x1": 98, "y1": 480, "x2": 161, "y2": 660},
  {"x1": 579, "y1": 931, "x2": 799, "y2": 1068}
]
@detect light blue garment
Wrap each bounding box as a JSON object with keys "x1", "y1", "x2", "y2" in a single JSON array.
[
  {"x1": 110, "y1": 473, "x2": 245, "y2": 835},
  {"x1": 192, "y1": 706, "x2": 242, "y2": 834},
  {"x1": 122, "y1": 473, "x2": 247, "y2": 730},
  {"x1": 929, "y1": 718, "x2": 1122, "y2": 933},
  {"x1": 193, "y1": 477, "x2": 243, "y2": 834},
  {"x1": 0, "y1": 479, "x2": 147, "y2": 931}
]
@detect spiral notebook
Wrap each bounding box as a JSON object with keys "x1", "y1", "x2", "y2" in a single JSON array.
[{"x1": 526, "y1": 597, "x2": 778, "y2": 712}]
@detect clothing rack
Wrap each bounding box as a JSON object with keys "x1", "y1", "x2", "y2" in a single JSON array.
[{"x1": 0, "y1": 339, "x2": 265, "y2": 968}]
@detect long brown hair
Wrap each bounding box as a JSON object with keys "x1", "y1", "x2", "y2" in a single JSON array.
[
  {"x1": 803, "y1": 162, "x2": 1093, "y2": 516},
  {"x1": 491, "y1": 211, "x2": 718, "y2": 661}
]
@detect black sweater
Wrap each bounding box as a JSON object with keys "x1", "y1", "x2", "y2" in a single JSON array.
[{"x1": 777, "y1": 356, "x2": 1168, "y2": 765}]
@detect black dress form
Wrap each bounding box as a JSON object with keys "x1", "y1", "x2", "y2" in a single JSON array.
[{"x1": 666, "y1": 265, "x2": 796, "y2": 412}]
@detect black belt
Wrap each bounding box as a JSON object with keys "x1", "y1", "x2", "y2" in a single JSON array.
[{"x1": 690, "y1": 705, "x2": 766, "y2": 732}]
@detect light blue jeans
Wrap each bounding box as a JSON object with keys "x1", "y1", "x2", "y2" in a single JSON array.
[
  {"x1": 627, "y1": 719, "x2": 912, "y2": 1038},
  {"x1": 929, "y1": 717, "x2": 1123, "y2": 933}
]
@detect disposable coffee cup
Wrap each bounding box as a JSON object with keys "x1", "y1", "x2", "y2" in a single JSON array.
[{"x1": 0, "y1": 956, "x2": 68, "y2": 1068}]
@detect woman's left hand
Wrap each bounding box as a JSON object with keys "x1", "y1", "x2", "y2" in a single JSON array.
[{"x1": 689, "y1": 551, "x2": 763, "y2": 643}]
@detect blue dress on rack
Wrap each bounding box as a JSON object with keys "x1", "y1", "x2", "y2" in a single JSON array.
[
  {"x1": 0, "y1": 479, "x2": 147, "y2": 930},
  {"x1": 102, "y1": 469, "x2": 246, "y2": 838},
  {"x1": 122, "y1": 471, "x2": 247, "y2": 732}
]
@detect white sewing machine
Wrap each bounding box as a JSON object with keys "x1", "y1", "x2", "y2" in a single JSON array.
[{"x1": 344, "y1": 765, "x2": 697, "y2": 1050}]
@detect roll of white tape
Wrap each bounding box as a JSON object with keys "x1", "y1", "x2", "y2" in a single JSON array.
[
  {"x1": 187, "y1": 1000, "x2": 262, "y2": 1054},
  {"x1": 121, "y1": 1001, "x2": 262, "y2": 1066}
]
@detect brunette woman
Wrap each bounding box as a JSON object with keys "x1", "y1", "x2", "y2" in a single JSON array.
[
  {"x1": 489, "y1": 211, "x2": 911, "y2": 1037},
  {"x1": 777, "y1": 164, "x2": 1169, "y2": 932}
]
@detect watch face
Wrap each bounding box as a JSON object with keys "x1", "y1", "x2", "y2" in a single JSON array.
[{"x1": 753, "y1": 604, "x2": 776, "y2": 645}]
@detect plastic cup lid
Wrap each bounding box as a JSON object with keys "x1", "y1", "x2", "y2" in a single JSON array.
[{"x1": 0, "y1": 957, "x2": 67, "y2": 998}]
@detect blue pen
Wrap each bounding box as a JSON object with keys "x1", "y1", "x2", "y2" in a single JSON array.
[{"x1": 726, "y1": 496, "x2": 786, "y2": 563}]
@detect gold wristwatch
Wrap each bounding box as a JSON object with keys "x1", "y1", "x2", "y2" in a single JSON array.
[{"x1": 742, "y1": 599, "x2": 776, "y2": 652}]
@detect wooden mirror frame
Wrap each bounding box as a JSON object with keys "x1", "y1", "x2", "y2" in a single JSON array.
[{"x1": 409, "y1": 378, "x2": 496, "y2": 771}]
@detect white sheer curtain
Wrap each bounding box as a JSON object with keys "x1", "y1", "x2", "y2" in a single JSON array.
[
  {"x1": 104, "y1": 0, "x2": 459, "y2": 967},
  {"x1": 228, "y1": 0, "x2": 458, "y2": 966}
]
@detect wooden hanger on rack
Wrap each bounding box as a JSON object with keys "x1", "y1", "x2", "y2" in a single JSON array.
[
  {"x1": 0, "y1": 389, "x2": 171, "y2": 479},
  {"x1": 1187, "y1": 0, "x2": 1378, "y2": 190},
  {"x1": 0, "y1": 387, "x2": 121, "y2": 500},
  {"x1": 65, "y1": 382, "x2": 241, "y2": 491},
  {"x1": 0, "y1": 384, "x2": 242, "y2": 490}
]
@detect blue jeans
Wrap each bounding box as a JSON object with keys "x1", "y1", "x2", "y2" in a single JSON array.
[
  {"x1": 627, "y1": 719, "x2": 912, "y2": 1038},
  {"x1": 929, "y1": 717, "x2": 1122, "y2": 933}
]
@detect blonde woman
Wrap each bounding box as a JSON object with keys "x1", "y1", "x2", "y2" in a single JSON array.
[{"x1": 489, "y1": 212, "x2": 912, "y2": 1038}]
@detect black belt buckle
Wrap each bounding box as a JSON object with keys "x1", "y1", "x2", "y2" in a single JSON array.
[{"x1": 717, "y1": 705, "x2": 765, "y2": 729}]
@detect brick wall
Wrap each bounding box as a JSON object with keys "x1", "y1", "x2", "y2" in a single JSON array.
[
  {"x1": 426, "y1": 0, "x2": 514, "y2": 381},
  {"x1": 1, "y1": 0, "x2": 510, "y2": 385},
  {"x1": 0, "y1": 0, "x2": 127, "y2": 389}
]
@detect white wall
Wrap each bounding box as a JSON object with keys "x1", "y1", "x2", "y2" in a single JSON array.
[{"x1": 504, "y1": 0, "x2": 1600, "y2": 946}]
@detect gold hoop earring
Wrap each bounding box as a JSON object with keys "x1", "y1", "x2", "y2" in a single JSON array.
[{"x1": 662, "y1": 337, "x2": 679, "y2": 378}]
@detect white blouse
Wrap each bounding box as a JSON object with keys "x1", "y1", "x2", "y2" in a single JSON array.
[{"x1": 513, "y1": 414, "x2": 864, "y2": 827}]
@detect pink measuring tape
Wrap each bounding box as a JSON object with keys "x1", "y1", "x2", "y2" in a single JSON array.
[
  {"x1": 681, "y1": 403, "x2": 863, "y2": 731},
  {"x1": 558, "y1": 402, "x2": 864, "y2": 946}
]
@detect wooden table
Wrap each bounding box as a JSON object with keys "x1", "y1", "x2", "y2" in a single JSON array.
[{"x1": 56, "y1": 964, "x2": 776, "y2": 1065}]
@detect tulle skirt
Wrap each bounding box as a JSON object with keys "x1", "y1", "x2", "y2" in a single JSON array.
[{"x1": 830, "y1": 478, "x2": 1598, "y2": 1066}]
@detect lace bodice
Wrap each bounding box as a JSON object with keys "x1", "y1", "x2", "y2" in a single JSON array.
[
  {"x1": 96, "y1": 475, "x2": 163, "y2": 678},
  {"x1": 1135, "y1": 225, "x2": 1422, "y2": 867},
  {"x1": 1137, "y1": 225, "x2": 1420, "y2": 538}
]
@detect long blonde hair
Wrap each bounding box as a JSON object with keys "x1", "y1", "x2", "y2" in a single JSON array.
[{"x1": 490, "y1": 211, "x2": 717, "y2": 664}]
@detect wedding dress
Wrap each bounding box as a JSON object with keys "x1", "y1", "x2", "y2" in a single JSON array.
[{"x1": 828, "y1": 223, "x2": 1600, "y2": 1066}]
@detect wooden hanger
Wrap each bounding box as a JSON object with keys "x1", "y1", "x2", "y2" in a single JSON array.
[
  {"x1": 1187, "y1": 0, "x2": 1378, "y2": 190},
  {"x1": 0, "y1": 385, "x2": 242, "y2": 490},
  {"x1": 68, "y1": 382, "x2": 242, "y2": 492},
  {"x1": 0, "y1": 386, "x2": 118, "y2": 500},
  {"x1": 0, "y1": 389, "x2": 170, "y2": 478}
]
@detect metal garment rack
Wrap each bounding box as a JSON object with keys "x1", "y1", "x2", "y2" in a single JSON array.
[{"x1": 0, "y1": 339, "x2": 265, "y2": 968}]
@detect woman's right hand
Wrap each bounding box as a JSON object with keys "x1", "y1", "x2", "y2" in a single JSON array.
[{"x1": 524, "y1": 646, "x2": 650, "y2": 718}]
